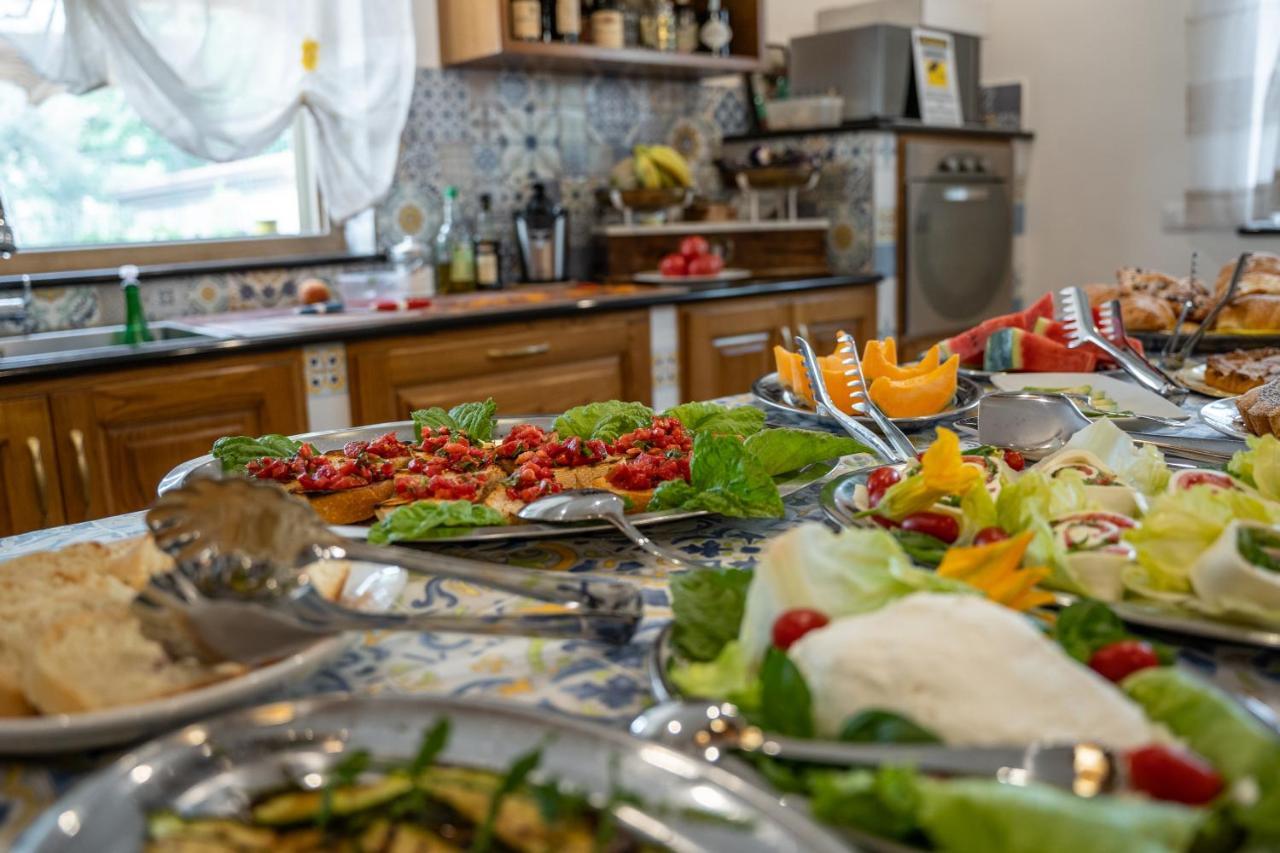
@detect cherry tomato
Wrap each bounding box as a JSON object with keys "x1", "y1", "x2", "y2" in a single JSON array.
[
  {"x1": 973, "y1": 526, "x2": 1010, "y2": 545},
  {"x1": 869, "y1": 514, "x2": 899, "y2": 530},
  {"x1": 1002, "y1": 449, "x2": 1026, "y2": 471},
  {"x1": 658, "y1": 253, "x2": 687, "y2": 277},
  {"x1": 900, "y1": 511, "x2": 960, "y2": 544},
  {"x1": 772, "y1": 608, "x2": 830, "y2": 650},
  {"x1": 688, "y1": 253, "x2": 724, "y2": 276},
  {"x1": 1088, "y1": 640, "x2": 1161, "y2": 683},
  {"x1": 1127, "y1": 745, "x2": 1224, "y2": 805},
  {"x1": 679, "y1": 235, "x2": 710, "y2": 259},
  {"x1": 865, "y1": 466, "x2": 902, "y2": 507},
  {"x1": 1178, "y1": 471, "x2": 1236, "y2": 491}
]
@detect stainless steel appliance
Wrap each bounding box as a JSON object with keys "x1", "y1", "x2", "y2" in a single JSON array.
[
  {"x1": 514, "y1": 182, "x2": 568, "y2": 283},
  {"x1": 902, "y1": 137, "x2": 1014, "y2": 339},
  {"x1": 789, "y1": 24, "x2": 981, "y2": 122}
]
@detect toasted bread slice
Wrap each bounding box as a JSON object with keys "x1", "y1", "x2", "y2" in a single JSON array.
[
  {"x1": 590, "y1": 478, "x2": 654, "y2": 513},
  {"x1": 305, "y1": 480, "x2": 397, "y2": 525},
  {"x1": 552, "y1": 461, "x2": 619, "y2": 490},
  {"x1": 482, "y1": 488, "x2": 527, "y2": 524}
]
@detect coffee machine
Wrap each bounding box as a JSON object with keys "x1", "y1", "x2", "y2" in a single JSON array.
[{"x1": 514, "y1": 183, "x2": 568, "y2": 283}]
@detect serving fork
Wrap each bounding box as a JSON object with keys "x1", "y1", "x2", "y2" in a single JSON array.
[
  {"x1": 1173, "y1": 251, "x2": 1253, "y2": 367},
  {"x1": 135, "y1": 478, "x2": 644, "y2": 665}
]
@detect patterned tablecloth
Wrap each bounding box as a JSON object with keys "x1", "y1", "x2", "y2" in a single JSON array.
[{"x1": 0, "y1": 394, "x2": 1277, "y2": 845}]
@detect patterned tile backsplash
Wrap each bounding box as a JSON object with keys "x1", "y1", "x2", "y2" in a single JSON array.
[{"x1": 2, "y1": 67, "x2": 751, "y2": 337}]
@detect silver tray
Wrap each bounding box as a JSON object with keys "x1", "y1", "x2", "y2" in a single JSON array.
[
  {"x1": 157, "y1": 417, "x2": 837, "y2": 543},
  {"x1": 1200, "y1": 397, "x2": 1250, "y2": 441},
  {"x1": 820, "y1": 466, "x2": 1280, "y2": 650},
  {"x1": 15, "y1": 694, "x2": 846, "y2": 853},
  {"x1": 752, "y1": 372, "x2": 983, "y2": 430}
]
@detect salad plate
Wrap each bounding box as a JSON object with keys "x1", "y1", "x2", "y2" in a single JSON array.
[
  {"x1": 751, "y1": 372, "x2": 983, "y2": 429},
  {"x1": 16, "y1": 695, "x2": 846, "y2": 853},
  {"x1": 1173, "y1": 362, "x2": 1234, "y2": 399},
  {"x1": 1200, "y1": 397, "x2": 1250, "y2": 441}
]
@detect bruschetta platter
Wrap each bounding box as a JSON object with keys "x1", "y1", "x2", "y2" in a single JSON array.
[{"x1": 159, "y1": 398, "x2": 867, "y2": 544}]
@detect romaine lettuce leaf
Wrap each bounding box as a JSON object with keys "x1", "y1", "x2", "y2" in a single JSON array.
[
  {"x1": 958, "y1": 480, "x2": 998, "y2": 543},
  {"x1": 994, "y1": 469, "x2": 1092, "y2": 593},
  {"x1": 649, "y1": 432, "x2": 784, "y2": 518},
  {"x1": 1228, "y1": 434, "x2": 1280, "y2": 500},
  {"x1": 368, "y1": 500, "x2": 505, "y2": 544},
  {"x1": 809, "y1": 766, "x2": 924, "y2": 842},
  {"x1": 662, "y1": 401, "x2": 765, "y2": 437},
  {"x1": 211, "y1": 434, "x2": 303, "y2": 472},
  {"x1": 669, "y1": 567, "x2": 752, "y2": 662},
  {"x1": 668, "y1": 640, "x2": 760, "y2": 712},
  {"x1": 742, "y1": 428, "x2": 869, "y2": 476},
  {"x1": 1062, "y1": 418, "x2": 1170, "y2": 495},
  {"x1": 410, "y1": 398, "x2": 497, "y2": 441},
  {"x1": 552, "y1": 401, "x2": 653, "y2": 443}
]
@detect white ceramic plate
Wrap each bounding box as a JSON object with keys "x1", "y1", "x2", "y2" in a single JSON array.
[
  {"x1": 1174, "y1": 363, "x2": 1234, "y2": 399},
  {"x1": 990, "y1": 372, "x2": 1189, "y2": 422},
  {"x1": 632, "y1": 268, "x2": 751, "y2": 284},
  {"x1": 1200, "y1": 397, "x2": 1250, "y2": 441},
  {"x1": 0, "y1": 562, "x2": 406, "y2": 755}
]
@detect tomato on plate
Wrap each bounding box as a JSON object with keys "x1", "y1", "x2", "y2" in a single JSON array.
[
  {"x1": 973, "y1": 526, "x2": 1010, "y2": 545},
  {"x1": 688, "y1": 254, "x2": 724, "y2": 276},
  {"x1": 772, "y1": 608, "x2": 830, "y2": 650},
  {"x1": 1127, "y1": 745, "x2": 1223, "y2": 805},
  {"x1": 1002, "y1": 449, "x2": 1026, "y2": 471},
  {"x1": 900, "y1": 511, "x2": 960, "y2": 544},
  {"x1": 1088, "y1": 640, "x2": 1161, "y2": 683},
  {"x1": 865, "y1": 466, "x2": 901, "y2": 507},
  {"x1": 679, "y1": 235, "x2": 710, "y2": 259}
]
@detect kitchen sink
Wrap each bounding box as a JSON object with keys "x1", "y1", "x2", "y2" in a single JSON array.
[{"x1": 0, "y1": 322, "x2": 231, "y2": 360}]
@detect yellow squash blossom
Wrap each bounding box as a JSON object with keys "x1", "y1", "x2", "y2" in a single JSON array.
[
  {"x1": 877, "y1": 427, "x2": 981, "y2": 519},
  {"x1": 937, "y1": 530, "x2": 1056, "y2": 612}
]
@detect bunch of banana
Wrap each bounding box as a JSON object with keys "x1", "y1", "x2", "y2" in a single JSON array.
[{"x1": 633, "y1": 144, "x2": 694, "y2": 190}]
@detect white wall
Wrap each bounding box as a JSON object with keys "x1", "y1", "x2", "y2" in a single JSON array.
[
  {"x1": 766, "y1": 0, "x2": 1280, "y2": 296},
  {"x1": 414, "y1": 0, "x2": 441, "y2": 68}
]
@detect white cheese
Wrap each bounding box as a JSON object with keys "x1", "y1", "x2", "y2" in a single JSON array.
[
  {"x1": 1190, "y1": 520, "x2": 1280, "y2": 613},
  {"x1": 787, "y1": 593, "x2": 1156, "y2": 748}
]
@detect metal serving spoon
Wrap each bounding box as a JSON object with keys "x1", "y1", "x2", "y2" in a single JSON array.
[
  {"x1": 630, "y1": 700, "x2": 1123, "y2": 798},
  {"x1": 140, "y1": 478, "x2": 645, "y2": 663},
  {"x1": 517, "y1": 489, "x2": 717, "y2": 569}
]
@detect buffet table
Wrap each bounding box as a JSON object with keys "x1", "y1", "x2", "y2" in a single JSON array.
[{"x1": 0, "y1": 395, "x2": 1278, "y2": 845}]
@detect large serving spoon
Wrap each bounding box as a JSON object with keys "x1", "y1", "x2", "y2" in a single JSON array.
[{"x1": 630, "y1": 700, "x2": 1122, "y2": 798}]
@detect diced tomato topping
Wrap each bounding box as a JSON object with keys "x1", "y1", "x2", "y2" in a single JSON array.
[
  {"x1": 506, "y1": 454, "x2": 562, "y2": 503},
  {"x1": 609, "y1": 417, "x2": 693, "y2": 456},
  {"x1": 366, "y1": 431, "x2": 411, "y2": 459},
  {"x1": 607, "y1": 453, "x2": 691, "y2": 491},
  {"x1": 495, "y1": 423, "x2": 550, "y2": 459},
  {"x1": 294, "y1": 451, "x2": 394, "y2": 492},
  {"x1": 542, "y1": 435, "x2": 610, "y2": 468},
  {"x1": 245, "y1": 443, "x2": 320, "y2": 482},
  {"x1": 395, "y1": 473, "x2": 484, "y2": 502},
  {"x1": 410, "y1": 430, "x2": 493, "y2": 476}
]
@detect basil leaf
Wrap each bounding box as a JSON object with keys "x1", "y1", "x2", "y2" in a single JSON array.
[
  {"x1": 840, "y1": 710, "x2": 941, "y2": 744},
  {"x1": 808, "y1": 766, "x2": 923, "y2": 841},
  {"x1": 744, "y1": 427, "x2": 868, "y2": 476},
  {"x1": 649, "y1": 432, "x2": 785, "y2": 518},
  {"x1": 759, "y1": 647, "x2": 814, "y2": 738},
  {"x1": 369, "y1": 500, "x2": 506, "y2": 544},
  {"x1": 663, "y1": 401, "x2": 766, "y2": 437},
  {"x1": 211, "y1": 434, "x2": 303, "y2": 472},
  {"x1": 670, "y1": 568, "x2": 753, "y2": 662},
  {"x1": 410, "y1": 398, "x2": 496, "y2": 441},
  {"x1": 1052, "y1": 600, "x2": 1174, "y2": 665},
  {"x1": 552, "y1": 401, "x2": 653, "y2": 443}
]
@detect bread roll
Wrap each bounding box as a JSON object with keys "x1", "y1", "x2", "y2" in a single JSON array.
[
  {"x1": 1215, "y1": 252, "x2": 1280, "y2": 298},
  {"x1": 1213, "y1": 293, "x2": 1280, "y2": 332},
  {"x1": 1119, "y1": 294, "x2": 1177, "y2": 331},
  {"x1": 1083, "y1": 282, "x2": 1121, "y2": 306}
]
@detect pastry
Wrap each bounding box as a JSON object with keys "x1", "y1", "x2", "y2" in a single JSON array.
[
  {"x1": 1214, "y1": 252, "x2": 1280, "y2": 298},
  {"x1": 1212, "y1": 293, "x2": 1280, "y2": 333},
  {"x1": 1117, "y1": 293, "x2": 1177, "y2": 331},
  {"x1": 1236, "y1": 378, "x2": 1280, "y2": 436},
  {"x1": 1205, "y1": 347, "x2": 1280, "y2": 395}
]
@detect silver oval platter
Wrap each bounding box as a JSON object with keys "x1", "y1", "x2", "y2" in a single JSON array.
[
  {"x1": 751, "y1": 372, "x2": 983, "y2": 429},
  {"x1": 158, "y1": 416, "x2": 837, "y2": 543},
  {"x1": 14, "y1": 695, "x2": 847, "y2": 853},
  {"x1": 1200, "y1": 397, "x2": 1250, "y2": 441}
]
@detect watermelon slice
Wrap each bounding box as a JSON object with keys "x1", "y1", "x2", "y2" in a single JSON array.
[
  {"x1": 940, "y1": 311, "x2": 1031, "y2": 365},
  {"x1": 1020, "y1": 292, "x2": 1056, "y2": 325},
  {"x1": 983, "y1": 328, "x2": 1099, "y2": 373}
]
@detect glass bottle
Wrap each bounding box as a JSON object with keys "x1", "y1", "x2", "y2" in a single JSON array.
[
  {"x1": 700, "y1": 0, "x2": 732, "y2": 56},
  {"x1": 510, "y1": 0, "x2": 542, "y2": 41},
  {"x1": 435, "y1": 187, "x2": 475, "y2": 295},
  {"x1": 541, "y1": 0, "x2": 554, "y2": 42},
  {"x1": 120, "y1": 265, "x2": 152, "y2": 344},
  {"x1": 590, "y1": 0, "x2": 625, "y2": 49},
  {"x1": 651, "y1": 0, "x2": 676, "y2": 51},
  {"x1": 622, "y1": 0, "x2": 642, "y2": 47},
  {"x1": 555, "y1": 0, "x2": 582, "y2": 42},
  {"x1": 473, "y1": 193, "x2": 503, "y2": 291},
  {"x1": 675, "y1": 0, "x2": 698, "y2": 53}
]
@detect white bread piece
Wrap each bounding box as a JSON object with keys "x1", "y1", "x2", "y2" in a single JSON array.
[{"x1": 23, "y1": 605, "x2": 243, "y2": 715}]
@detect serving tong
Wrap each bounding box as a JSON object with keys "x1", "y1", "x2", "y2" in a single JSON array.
[
  {"x1": 1168, "y1": 251, "x2": 1254, "y2": 369},
  {"x1": 135, "y1": 478, "x2": 644, "y2": 665},
  {"x1": 793, "y1": 333, "x2": 915, "y2": 463},
  {"x1": 1054, "y1": 286, "x2": 1187, "y2": 403}
]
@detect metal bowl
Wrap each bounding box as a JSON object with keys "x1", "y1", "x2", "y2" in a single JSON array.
[{"x1": 752, "y1": 372, "x2": 983, "y2": 430}]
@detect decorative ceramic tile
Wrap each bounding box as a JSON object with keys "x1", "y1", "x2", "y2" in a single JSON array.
[
  {"x1": 303, "y1": 342, "x2": 348, "y2": 398},
  {"x1": 227, "y1": 269, "x2": 298, "y2": 311}
]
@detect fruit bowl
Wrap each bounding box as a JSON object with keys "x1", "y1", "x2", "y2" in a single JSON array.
[{"x1": 599, "y1": 186, "x2": 695, "y2": 213}]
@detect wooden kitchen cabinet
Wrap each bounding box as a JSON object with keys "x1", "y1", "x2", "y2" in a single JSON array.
[
  {"x1": 680, "y1": 284, "x2": 878, "y2": 399},
  {"x1": 347, "y1": 311, "x2": 652, "y2": 423},
  {"x1": 0, "y1": 396, "x2": 65, "y2": 536}
]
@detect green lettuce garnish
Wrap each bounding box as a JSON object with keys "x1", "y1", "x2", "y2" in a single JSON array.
[
  {"x1": 410, "y1": 398, "x2": 497, "y2": 441},
  {"x1": 648, "y1": 432, "x2": 784, "y2": 518},
  {"x1": 1052, "y1": 600, "x2": 1173, "y2": 665},
  {"x1": 668, "y1": 640, "x2": 760, "y2": 711},
  {"x1": 552, "y1": 401, "x2": 653, "y2": 443},
  {"x1": 368, "y1": 500, "x2": 506, "y2": 544},
  {"x1": 1062, "y1": 418, "x2": 1170, "y2": 495},
  {"x1": 663, "y1": 401, "x2": 765, "y2": 437},
  {"x1": 994, "y1": 468, "x2": 1092, "y2": 593},
  {"x1": 759, "y1": 647, "x2": 815, "y2": 737},
  {"x1": 211, "y1": 434, "x2": 304, "y2": 472},
  {"x1": 742, "y1": 428, "x2": 868, "y2": 476},
  {"x1": 669, "y1": 567, "x2": 752, "y2": 662},
  {"x1": 1228, "y1": 434, "x2": 1280, "y2": 500},
  {"x1": 809, "y1": 766, "x2": 925, "y2": 842}
]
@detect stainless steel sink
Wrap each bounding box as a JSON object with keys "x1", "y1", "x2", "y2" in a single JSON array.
[{"x1": 0, "y1": 322, "x2": 231, "y2": 360}]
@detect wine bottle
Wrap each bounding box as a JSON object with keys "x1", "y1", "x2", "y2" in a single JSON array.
[{"x1": 510, "y1": 0, "x2": 542, "y2": 41}]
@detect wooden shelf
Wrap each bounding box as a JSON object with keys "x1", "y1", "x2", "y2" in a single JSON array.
[{"x1": 439, "y1": 0, "x2": 764, "y2": 78}]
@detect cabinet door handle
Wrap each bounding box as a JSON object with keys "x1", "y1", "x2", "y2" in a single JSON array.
[
  {"x1": 485, "y1": 342, "x2": 551, "y2": 359},
  {"x1": 69, "y1": 428, "x2": 91, "y2": 507},
  {"x1": 25, "y1": 436, "x2": 48, "y2": 524}
]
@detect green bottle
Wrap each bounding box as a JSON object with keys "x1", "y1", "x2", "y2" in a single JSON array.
[{"x1": 121, "y1": 264, "x2": 152, "y2": 344}]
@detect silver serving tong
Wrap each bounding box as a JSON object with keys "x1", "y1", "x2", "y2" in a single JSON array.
[
  {"x1": 1055, "y1": 287, "x2": 1186, "y2": 402},
  {"x1": 793, "y1": 335, "x2": 911, "y2": 463},
  {"x1": 137, "y1": 478, "x2": 644, "y2": 665},
  {"x1": 1174, "y1": 251, "x2": 1252, "y2": 366},
  {"x1": 1162, "y1": 251, "x2": 1199, "y2": 362}
]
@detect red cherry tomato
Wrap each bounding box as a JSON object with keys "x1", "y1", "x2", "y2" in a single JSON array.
[
  {"x1": 679, "y1": 235, "x2": 710, "y2": 259},
  {"x1": 1088, "y1": 640, "x2": 1161, "y2": 683},
  {"x1": 869, "y1": 514, "x2": 899, "y2": 530},
  {"x1": 973, "y1": 526, "x2": 1010, "y2": 545},
  {"x1": 1002, "y1": 449, "x2": 1026, "y2": 471},
  {"x1": 1127, "y1": 745, "x2": 1224, "y2": 805},
  {"x1": 900, "y1": 511, "x2": 960, "y2": 544},
  {"x1": 687, "y1": 254, "x2": 724, "y2": 276},
  {"x1": 865, "y1": 466, "x2": 902, "y2": 507},
  {"x1": 658, "y1": 253, "x2": 688, "y2": 277},
  {"x1": 772, "y1": 608, "x2": 830, "y2": 651}
]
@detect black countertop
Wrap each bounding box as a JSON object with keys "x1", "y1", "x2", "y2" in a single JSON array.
[
  {"x1": 725, "y1": 117, "x2": 1035, "y2": 145},
  {"x1": 0, "y1": 274, "x2": 880, "y2": 383}
]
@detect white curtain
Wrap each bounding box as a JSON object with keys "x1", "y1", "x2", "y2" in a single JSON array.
[
  {"x1": 1185, "y1": 0, "x2": 1280, "y2": 227},
  {"x1": 0, "y1": 0, "x2": 415, "y2": 222}
]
